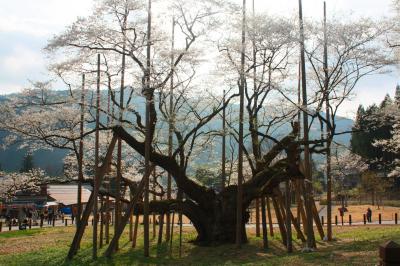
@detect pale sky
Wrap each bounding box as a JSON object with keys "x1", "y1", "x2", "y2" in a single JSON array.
[{"x1": 0, "y1": 0, "x2": 398, "y2": 118}]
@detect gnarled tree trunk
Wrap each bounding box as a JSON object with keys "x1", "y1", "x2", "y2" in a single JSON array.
[{"x1": 114, "y1": 124, "x2": 303, "y2": 245}]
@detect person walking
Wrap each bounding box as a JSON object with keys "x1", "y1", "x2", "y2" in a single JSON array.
[
  {"x1": 48, "y1": 207, "x2": 53, "y2": 225},
  {"x1": 367, "y1": 208, "x2": 372, "y2": 223}
]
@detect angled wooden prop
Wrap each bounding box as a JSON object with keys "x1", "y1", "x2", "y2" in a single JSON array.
[
  {"x1": 266, "y1": 197, "x2": 274, "y2": 237},
  {"x1": 104, "y1": 166, "x2": 150, "y2": 257},
  {"x1": 276, "y1": 190, "x2": 306, "y2": 242},
  {"x1": 272, "y1": 196, "x2": 287, "y2": 246},
  {"x1": 67, "y1": 136, "x2": 117, "y2": 260}
]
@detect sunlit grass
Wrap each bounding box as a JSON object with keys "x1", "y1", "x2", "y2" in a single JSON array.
[{"x1": 0, "y1": 224, "x2": 398, "y2": 265}]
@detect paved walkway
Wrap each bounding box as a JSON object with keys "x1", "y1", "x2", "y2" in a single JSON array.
[
  {"x1": 0, "y1": 218, "x2": 78, "y2": 232},
  {"x1": 2, "y1": 216, "x2": 399, "y2": 233}
]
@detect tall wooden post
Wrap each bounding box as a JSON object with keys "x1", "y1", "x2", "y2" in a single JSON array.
[
  {"x1": 114, "y1": 5, "x2": 128, "y2": 252},
  {"x1": 169, "y1": 212, "x2": 175, "y2": 253},
  {"x1": 324, "y1": 1, "x2": 333, "y2": 242},
  {"x1": 143, "y1": 0, "x2": 152, "y2": 257},
  {"x1": 77, "y1": 74, "x2": 85, "y2": 229},
  {"x1": 260, "y1": 196, "x2": 268, "y2": 248},
  {"x1": 99, "y1": 197, "x2": 104, "y2": 248},
  {"x1": 129, "y1": 213, "x2": 133, "y2": 241},
  {"x1": 298, "y1": 0, "x2": 316, "y2": 249},
  {"x1": 92, "y1": 53, "x2": 101, "y2": 259},
  {"x1": 251, "y1": 0, "x2": 260, "y2": 238},
  {"x1": 157, "y1": 213, "x2": 165, "y2": 245},
  {"x1": 285, "y1": 181, "x2": 293, "y2": 252},
  {"x1": 221, "y1": 90, "x2": 226, "y2": 191},
  {"x1": 179, "y1": 205, "x2": 183, "y2": 258},
  {"x1": 153, "y1": 167, "x2": 157, "y2": 239},
  {"x1": 132, "y1": 214, "x2": 139, "y2": 248},
  {"x1": 236, "y1": 0, "x2": 246, "y2": 248},
  {"x1": 105, "y1": 90, "x2": 111, "y2": 245},
  {"x1": 256, "y1": 198, "x2": 260, "y2": 237},
  {"x1": 266, "y1": 197, "x2": 274, "y2": 237},
  {"x1": 166, "y1": 15, "x2": 176, "y2": 243}
]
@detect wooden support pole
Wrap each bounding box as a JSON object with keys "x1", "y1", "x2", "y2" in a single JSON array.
[
  {"x1": 295, "y1": 217, "x2": 300, "y2": 239},
  {"x1": 143, "y1": 0, "x2": 152, "y2": 257},
  {"x1": 260, "y1": 196, "x2": 268, "y2": 249},
  {"x1": 77, "y1": 73, "x2": 85, "y2": 228},
  {"x1": 298, "y1": 0, "x2": 316, "y2": 249},
  {"x1": 311, "y1": 198, "x2": 325, "y2": 239},
  {"x1": 277, "y1": 189, "x2": 305, "y2": 243},
  {"x1": 272, "y1": 196, "x2": 287, "y2": 246},
  {"x1": 296, "y1": 180, "x2": 308, "y2": 235},
  {"x1": 105, "y1": 74, "x2": 111, "y2": 246},
  {"x1": 235, "y1": 0, "x2": 246, "y2": 248},
  {"x1": 282, "y1": 200, "x2": 306, "y2": 243},
  {"x1": 166, "y1": 16, "x2": 176, "y2": 244},
  {"x1": 104, "y1": 167, "x2": 150, "y2": 257},
  {"x1": 152, "y1": 168, "x2": 157, "y2": 239},
  {"x1": 100, "y1": 197, "x2": 104, "y2": 248},
  {"x1": 105, "y1": 199, "x2": 110, "y2": 244},
  {"x1": 132, "y1": 214, "x2": 139, "y2": 248},
  {"x1": 251, "y1": 0, "x2": 260, "y2": 240},
  {"x1": 395, "y1": 213, "x2": 398, "y2": 225},
  {"x1": 115, "y1": 2, "x2": 128, "y2": 252},
  {"x1": 277, "y1": 192, "x2": 287, "y2": 224},
  {"x1": 323, "y1": 0, "x2": 333, "y2": 242},
  {"x1": 179, "y1": 211, "x2": 183, "y2": 258},
  {"x1": 129, "y1": 214, "x2": 133, "y2": 242},
  {"x1": 157, "y1": 214, "x2": 165, "y2": 245},
  {"x1": 92, "y1": 53, "x2": 101, "y2": 260},
  {"x1": 256, "y1": 198, "x2": 260, "y2": 237},
  {"x1": 221, "y1": 89, "x2": 227, "y2": 193},
  {"x1": 266, "y1": 197, "x2": 274, "y2": 237},
  {"x1": 67, "y1": 136, "x2": 117, "y2": 260},
  {"x1": 285, "y1": 181, "x2": 293, "y2": 253},
  {"x1": 169, "y1": 212, "x2": 175, "y2": 254}
]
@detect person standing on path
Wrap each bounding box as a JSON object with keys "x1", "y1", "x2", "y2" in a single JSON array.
[{"x1": 367, "y1": 208, "x2": 372, "y2": 223}]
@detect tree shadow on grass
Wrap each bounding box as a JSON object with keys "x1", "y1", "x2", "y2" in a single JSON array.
[
  {"x1": 57, "y1": 236, "x2": 297, "y2": 265},
  {"x1": 54, "y1": 230, "x2": 400, "y2": 266}
]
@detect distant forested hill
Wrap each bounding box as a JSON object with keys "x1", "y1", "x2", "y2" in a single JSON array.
[{"x1": 0, "y1": 91, "x2": 353, "y2": 175}]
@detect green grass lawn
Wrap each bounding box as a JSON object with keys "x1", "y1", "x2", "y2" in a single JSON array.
[{"x1": 0, "y1": 225, "x2": 399, "y2": 266}]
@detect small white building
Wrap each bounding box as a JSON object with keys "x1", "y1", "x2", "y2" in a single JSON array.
[{"x1": 47, "y1": 184, "x2": 91, "y2": 206}]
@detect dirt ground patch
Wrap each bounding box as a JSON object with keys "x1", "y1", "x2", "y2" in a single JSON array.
[{"x1": 334, "y1": 205, "x2": 400, "y2": 223}]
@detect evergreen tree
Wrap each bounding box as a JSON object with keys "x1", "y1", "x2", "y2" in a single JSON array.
[
  {"x1": 350, "y1": 105, "x2": 368, "y2": 157},
  {"x1": 351, "y1": 90, "x2": 397, "y2": 171},
  {"x1": 395, "y1": 84, "x2": 400, "y2": 104},
  {"x1": 20, "y1": 152, "x2": 34, "y2": 173},
  {"x1": 380, "y1": 94, "x2": 393, "y2": 109}
]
